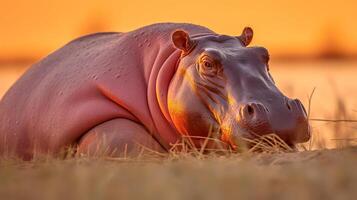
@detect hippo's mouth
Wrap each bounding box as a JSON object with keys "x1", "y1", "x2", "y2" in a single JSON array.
[
  {"x1": 221, "y1": 101, "x2": 310, "y2": 151},
  {"x1": 221, "y1": 123, "x2": 297, "y2": 151}
]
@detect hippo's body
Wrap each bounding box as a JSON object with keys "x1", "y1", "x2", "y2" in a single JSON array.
[
  {"x1": 0, "y1": 23, "x2": 310, "y2": 159},
  {"x1": 0, "y1": 23, "x2": 212, "y2": 158}
]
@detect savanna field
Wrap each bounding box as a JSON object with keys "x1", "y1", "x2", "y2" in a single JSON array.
[
  {"x1": 0, "y1": 60, "x2": 356, "y2": 199},
  {"x1": 2, "y1": 0, "x2": 357, "y2": 198}
]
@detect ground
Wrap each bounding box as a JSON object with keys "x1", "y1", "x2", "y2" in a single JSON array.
[{"x1": 0, "y1": 147, "x2": 356, "y2": 200}]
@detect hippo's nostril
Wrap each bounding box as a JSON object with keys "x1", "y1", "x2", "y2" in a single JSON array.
[
  {"x1": 286, "y1": 101, "x2": 292, "y2": 111},
  {"x1": 294, "y1": 99, "x2": 307, "y2": 116},
  {"x1": 247, "y1": 105, "x2": 254, "y2": 115}
]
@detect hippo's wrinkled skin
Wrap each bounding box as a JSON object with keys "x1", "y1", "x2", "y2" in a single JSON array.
[{"x1": 0, "y1": 23, "x2": 310, "y2": 159}]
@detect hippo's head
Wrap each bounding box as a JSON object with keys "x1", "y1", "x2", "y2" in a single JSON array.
[{"x1": 167, "y1": 27, "x2": 310, "y2": 148}]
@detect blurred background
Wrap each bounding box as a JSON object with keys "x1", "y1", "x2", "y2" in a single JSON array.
[{"x1": 1, "y1": 0, "x2": 356, "y2": 149}]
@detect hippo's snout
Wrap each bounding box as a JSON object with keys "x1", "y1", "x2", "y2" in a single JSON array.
[{"x1": 238, "y1": 99, "x2": 310, "y2": 145}]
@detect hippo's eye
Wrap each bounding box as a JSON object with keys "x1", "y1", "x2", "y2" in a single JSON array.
[
  {"x1": 203, "y1": 61, "x2": 213, "y2": 69},
  {"x1": 198, "y1": 55, "x2": 220, "y2": 76},
  {"x1": 200, "y1": 59, "x2": 217, "y2": 75},
  {"x1": 199, "y1": 55, "x2": 216, "y2": 74}
]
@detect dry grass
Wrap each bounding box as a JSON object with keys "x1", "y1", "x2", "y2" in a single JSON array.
[
  {"x1": 0, "y1": 147, "x2": 356, "y2": 200},
  {"x1": 307, "y1": 89, "x2": 357, "y2": 149},
  {"x1": 0, "y1": 122, "x2": 355, "y2": 200},
  {"x1": 67, "y1": 132, "x2": 296, "y2": 162}
]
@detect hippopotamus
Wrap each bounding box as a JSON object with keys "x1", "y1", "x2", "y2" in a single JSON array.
[{"x1": 0, "y1": 23, "x2": 310, "y2": 159}]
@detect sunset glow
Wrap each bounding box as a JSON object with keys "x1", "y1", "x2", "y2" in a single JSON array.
[{"x1": 1, "y1": 0, "x2": 357, "y2": 59}]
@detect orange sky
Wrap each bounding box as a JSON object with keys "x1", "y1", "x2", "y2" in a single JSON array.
[{"x1": 1, "y1": 0, "x2": 357, "y2": 58}]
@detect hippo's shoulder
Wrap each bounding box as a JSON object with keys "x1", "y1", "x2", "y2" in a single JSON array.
[
  {"x1": 66, "y1": 32, "x2": 122, "y2": 46},
  {"x1": 134, "y1": 23, "x2": 215, "y2": 35}
]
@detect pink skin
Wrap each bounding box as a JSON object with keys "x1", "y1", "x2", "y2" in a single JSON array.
[{"x1": 0, "y1": 23, "x2": 310, "y2": 159}]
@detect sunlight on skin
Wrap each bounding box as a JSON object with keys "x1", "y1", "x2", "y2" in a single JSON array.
[
  {"x1": 221, "y1": 95, "x2": 243, "y2": 148},
  {"x1": 220, "y1": 122, "x2": 236, "y2": 148}
]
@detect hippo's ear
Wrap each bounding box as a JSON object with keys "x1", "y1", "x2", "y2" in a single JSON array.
[
  {"x1": 237, "y1": 27, "x2": 253, "y2": 46},
  {"x1": 171, "y1": 30, "x2": 194, "y2": 52}
]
